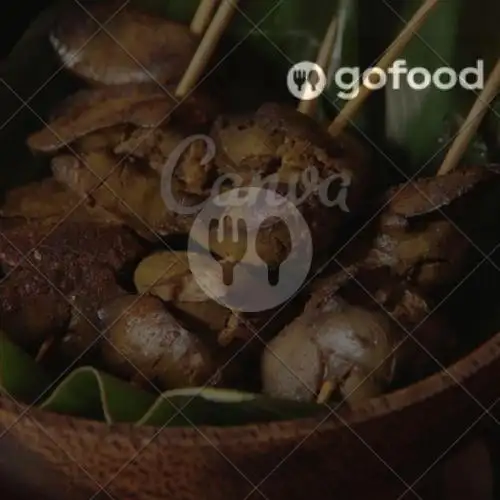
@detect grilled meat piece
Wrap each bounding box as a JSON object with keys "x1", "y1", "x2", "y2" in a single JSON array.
[
  {"x1": 27, "y1": 84, "x2": 217, "y2": 153},
  {"x1": 50, "y1": 2, "x2": 198, "y2": 86},
  {"x1": 202, "y1": 102, "x2": 371, "y2": 268},
  {"x1": 0, "y1": 219, "x2": 148, "y2": 351}
]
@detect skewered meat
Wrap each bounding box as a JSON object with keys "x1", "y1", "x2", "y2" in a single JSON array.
[
  {"x1": 261, "y1": 167, "x2": 500, "y2": 405},
  {"x1": 0, "y1": 178, "x2": 120, "y2": 225},
  {"x1": 133, "y1": 250, "x2": 304, "y2": 349},
  {"x1": 133, "y1": 250, "x2": 231, "y2": 334},
  {"x1": 113, "y1": 127, "x2": 186, "y2": 173},
  {"x1": 339, "y1": 165, "x2": 500, "y2": 292},
  {"x1": 50, "y1": 149, "x2": 181, "y2": 239},
  {"x1": 27, "y1": 84, "x2": 217, "y2": 153},
  {"x1": 49, "y1": 139, "x2": 212, "y2": 239},
  {"x1": 98, "y1": 295, "x2": 219, "y2": 390},
  {"x1": 26, "y1": 79, "x2": 219, "y2": 241},
  {"x1": 0, "y1": 218, "x2": 148, "y2": 351},
  {"x1": 50, "y1": 2, "x2": 198, "y2": 86},
  {"x1": 262, "y1": 268, "x2": 455, "y2": 405},
  {"x1": 262, "y1": 301, "x2": 396, "y2": 404},
  {"x1": 28, "y1": 92, "x2": 369, "y2": 275},
  {"x1": 200, "y1": 102, "x2": 370, "y2": 268}
]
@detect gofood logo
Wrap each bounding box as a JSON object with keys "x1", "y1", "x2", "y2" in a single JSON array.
[{"x1": 287, "y1": 59, "x2": 485, "y2": 100}]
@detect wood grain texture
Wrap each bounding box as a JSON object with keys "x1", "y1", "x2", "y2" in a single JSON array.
[
  {"x1": 0, "y1": 328, "x2": 500, "y2": 499},
  {"x1": 0, "y1": 436, "x2": 493, "y2": 499}
]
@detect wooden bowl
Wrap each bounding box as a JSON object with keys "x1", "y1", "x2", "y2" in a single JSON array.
[
  {"x1": 0, "y1": 332, "x2": 499, "y2": 500},
  {"x1": 1, "y1": 5, "x2": 499, "y2": 500}
]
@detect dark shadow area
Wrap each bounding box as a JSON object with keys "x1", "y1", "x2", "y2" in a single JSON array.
[{"x1": 0, "y1": 2, "x2": 55, "y2": 58}]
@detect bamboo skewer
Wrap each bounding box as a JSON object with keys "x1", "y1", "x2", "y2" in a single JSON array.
[
  {"x1": 298, "y1": 15, "x2": 338, "y2": 117},
  {"x1": 176, "y1": 0, "x2": 240, "y2": 98},
  {"x1": 35, "y1": 336, "x2": 56, "y2": 363},
  {"x1": 190, "y1": 0, "x2": 219, "y2": 36},
  {"x1": 328, "y1": 0, "x2": 440, "y2": 136},
  {"x1": 316, "y1": 380, "x2": 335, "y2": 404},
  {"x1": 438, "y1": 59, "x2": 500, "y2": 176}
]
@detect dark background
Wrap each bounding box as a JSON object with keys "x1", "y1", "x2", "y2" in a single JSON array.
[
  {"x1": 1, "y1": 4, "x2": 57, "y2": 498},
  {"x1": 0, "y1": 2, "x2": 54, "y2": 58}
]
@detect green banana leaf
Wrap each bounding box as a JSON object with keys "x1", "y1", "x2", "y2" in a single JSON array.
[
  {"x1": 0, "y1": 333, "x2": 325, "y2": 425},
  {"x1": 0, "y1": 333, "x2": 51, "y2": 405},
  {"x1": 1, "y1": 0, "x2": 500, "y2": 427},
  {"x1": 382, "y1": 0, "x2": 500, "y2": 175},
  {"x1": 40, "y1": 367, "x2": 157, "y2": 423}
]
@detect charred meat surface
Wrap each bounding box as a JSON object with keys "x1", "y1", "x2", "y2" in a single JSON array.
[
  {"x1": 201, "y1": 102, "x2": 370, "y2": 268},
  {"x1": 27, "y1": 82, "x2": 219, "y2": 241},
  {"x1": 0, "y1": 178, "x2": 120, "y2": 225},
  {"x1": 50, "y1": 149, "x2": 184, "y2": 239},
  {"x1": 337, "y1": 166, "x2": 500, "y2": 292},
  {"x1": 49, "y1": 138, "x2": 216, "y2": 239},
  {"x1": 0, "y1": 219, "x2": 148, "y2": 351}
]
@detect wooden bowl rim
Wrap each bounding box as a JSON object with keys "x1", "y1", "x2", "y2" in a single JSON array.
[{"x1": 2, "y1": 329, "x2": 498, "y2": 446}]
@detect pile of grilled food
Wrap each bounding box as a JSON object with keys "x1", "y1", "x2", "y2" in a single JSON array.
[{"x1": 1, "y1": 1, "x2": 500, "y2": 408}]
